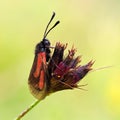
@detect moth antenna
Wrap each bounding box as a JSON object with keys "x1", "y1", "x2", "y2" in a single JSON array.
[
  {"x1": 44, "y1": 21, "x2": 60, "y2": 39},
  {"x1": 43, "y1": 12, "x2": 56, "y2": 39}
]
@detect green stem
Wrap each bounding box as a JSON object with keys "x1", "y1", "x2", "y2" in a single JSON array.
[{"x1": 15, "y1": 99, "x2": 41, "y2": 120}]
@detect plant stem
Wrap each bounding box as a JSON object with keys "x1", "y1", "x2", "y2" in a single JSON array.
[{"x1": 15, "y1": 99, "x2": 41, "y2": 120}]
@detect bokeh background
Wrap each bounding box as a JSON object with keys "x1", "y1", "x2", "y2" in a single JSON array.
[{"x1": 0, "y1": 0, "x2": 120, "y2": 120}]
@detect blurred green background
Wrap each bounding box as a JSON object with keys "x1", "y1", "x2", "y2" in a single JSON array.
[{"x1": 0, "y1": 0, "x2": 120, "y2": 120}]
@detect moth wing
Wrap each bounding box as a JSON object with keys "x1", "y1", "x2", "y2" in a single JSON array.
[
  {"x1": 33, "y1": 52, "x2": 47, "y2": 90},
  {"x1": 38, "y1": 60, "x2": 46, "y2": 90}
]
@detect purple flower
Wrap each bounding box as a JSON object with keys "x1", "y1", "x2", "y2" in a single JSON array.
[{"x1": 48, "y1": 42, "x2": 94, "y2": 93}]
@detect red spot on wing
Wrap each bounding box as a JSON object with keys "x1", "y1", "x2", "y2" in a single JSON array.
[
  {"x1": 33, "y1": 56, "x2": 42, "y2": 78},
  {"x1": 39, "y1": 70, "x2": 45, "y2": 89},
  {"x1": 33, "y1": 52, "x2": 46, "y2": 90}
]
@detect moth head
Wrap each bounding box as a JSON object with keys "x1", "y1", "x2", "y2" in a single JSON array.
[{"x1": 43, "y1": 39, "x2": 51, "y2": 48}]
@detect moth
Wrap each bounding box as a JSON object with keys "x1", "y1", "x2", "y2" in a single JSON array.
[{"x1": 28, "y1": 12, "x2": 94, "y2": 100}]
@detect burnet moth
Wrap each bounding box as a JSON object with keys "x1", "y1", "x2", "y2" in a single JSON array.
[
  {"x1": 28, "y1": 12, "x2": 60, "y2": 99},
  {"x1": 28, "y1": 12, "x2": 94, "y2": 100}
]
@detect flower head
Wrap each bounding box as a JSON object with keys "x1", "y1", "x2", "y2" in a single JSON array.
[{"x1": 48, "y1": 42, "x2": 94, "y2": 93}]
